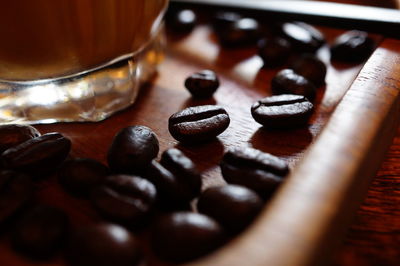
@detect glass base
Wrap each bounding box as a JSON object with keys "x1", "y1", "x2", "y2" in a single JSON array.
[{"x1": 0, "y1": 29, "x2": 165, "y2": 124}]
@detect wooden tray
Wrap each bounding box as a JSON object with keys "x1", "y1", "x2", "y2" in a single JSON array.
[
  {"x1": 166, "y1": 26, "x2": 400, "y2": 266},
  {"x1": 1, "y1": 6, "x2": 400, "y2": 266}
]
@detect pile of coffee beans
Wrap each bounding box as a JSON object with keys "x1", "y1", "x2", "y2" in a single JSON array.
[{"x1": 0, "y1": 123, "x2": 285, "y2": 265}]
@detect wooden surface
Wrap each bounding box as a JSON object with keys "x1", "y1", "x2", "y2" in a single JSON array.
[{"x1": 1, "y1": 1, "x2": 400, "y2": 266}]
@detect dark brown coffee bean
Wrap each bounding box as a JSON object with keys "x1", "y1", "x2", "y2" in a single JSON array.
[
  {"x1": 160, "y1": 148, "x2": 202, "y2": 197},
  {"x1": 280, "y1": 22, "x2": 325, "y2": 53},
  {"x1": 0, "y1": 170, "x2": 33, "y2": 224},
  {"x1": 271, "y1": 69, "x2": 317, "y2": 101},
  {"x1": 151, "y1": 212, "x2": 225, "y2": 263},
  {"x1": 166, "y1": 9, "x2": 197, "y2": 34},
  {"x1": 220, "y1": 147, "x2": 288, "y2": 198},
  {"x1": 289, "y1": 54, "x2": 327, "y2": 87},
  {"x1": 107, "y1": 125, "x2": 159, "y2": 174},
  {"x1": 330, "y1": 30, "x2": 375, "y2": 63},
  {"x1": 169, "y1": 105, "x2": 230, "y2": 143},
  {"x1": 145, "y1": 161, "x2": 193, "y2": 210},
  {"x1": 58, "y1": 158, "x2": 109, "y2": 197},
  {"x1": 145, "y1": 148, "x2": 201, "y2": 208},
  {"x1": 217, "y1": 17, "x2": 262, "y2": 47},
  {"x1": 66, "y1": 223, "x2": 142, "y2": 266},
  {"x1": 251, "y1": 94, "x2": 314, "y2": 129},
  {"x1": 197, "y1": 185, "x2": 264, "y2": 234},
  {"x1": 212, "y1": 11, "x2": 242, "y2": 34},
  {"x1": 1, "y1": 132, "x2": 71, "y2": 177},
  {"x1": 258, "y1": 37, "x2": 292, "y2": 68},
  {"x1": 0, "y1": 124, "x2": 40, "y2": 154},
  {"x1": 11, "y1": 205, "x2": 68, "y2": 259},
  {"x1": 184, "y1": 70, "x2": 220, "y2": 98},
  {"x1": 91, "y1": 175, "x2": 157, "y2": 226}
]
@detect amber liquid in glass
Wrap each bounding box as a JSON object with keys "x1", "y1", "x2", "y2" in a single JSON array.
[
  {"x1": 0, "y1": 0, "x2": 167, "y2": 81},
  {"x1": 0, "y1": 0, "x2": 168, "y2": 123}
]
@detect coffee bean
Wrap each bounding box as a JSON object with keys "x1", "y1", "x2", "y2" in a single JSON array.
[
  {"x1": 58, "y1": 158, "x2": 109, "y2": 197},
  {"x1": 160, "y1": 148, "x2": 202, "y2": 196},
  {"x1": 145, "y1": 148, "x2": 201, "y2": 208},
  {"x1": 0, "y1": 124, "x2": 40, "y2": 154},
  {"x1": 251, "y1": 94, "x2": 314, "y2": 129},
  {"x1": 217, "y1": 17, "x2": 262, "y2": 47},
  {"x1": 280, "y1": 22, "x2": 325, "y2": 53},
  {"x1": 169, "y1": 105, "x2": 230, "y2": 143},
  {"x1": 330, "y1": 30, "x2": 375, "y2": 63},
  {"x1": 184, "y1": 70, "x2": 220, "y2": 98},
  {"x1": 0, "y1": 170, "x2": 33, "y2": 224},
  {"x1": 166, "y1": 9, "x2": 197, "y2": 34},
  {"x1": 1, "y1": 132, "x2": 71, "y2": 177},
  {"x1": 197, "y1": 185, "x2": 264, "y2": 234},
  {"x1": 151, "y1": 212, "x2": 225, "y2": 263},
  {"x1": 258, "y1": 37, "x2": 292, "y2": 68},
  {"x1": 66, "y1": 223, "x2": 142, "y2": 266},
  {"x1": 107, "y1": 125, "x2": 159, "y2": 174},
  {"x1": 212, "y1": 11, "x2": 242, "y2": 34},
  {"x1": 289, "y1": 54, "x2": 327, "y2": 87},
  {"x1": 11, "y1": 205, "x2": 68, "y2": 259},
  {"x1": 271, "y1": 69, "x2": 317, "y2": 101},
  {"x1": 91, "y1": 175, "x2": 157, "y2": 226},
  {"x1": 220, "y1": 147, "x2": 288, "y2": 198}
]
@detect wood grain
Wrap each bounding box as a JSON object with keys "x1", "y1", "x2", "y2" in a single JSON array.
[{"x1": 334, "y1": 128, "x2": 400, "y2": 266}]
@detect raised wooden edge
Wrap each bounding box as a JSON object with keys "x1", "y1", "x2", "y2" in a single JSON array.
[{"x1": 187, "y1": 38, "x2": 400, "y2": 266}]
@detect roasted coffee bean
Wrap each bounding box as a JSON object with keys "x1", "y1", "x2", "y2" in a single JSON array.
[
  {"x1": 184, "y1": 70, "x2": 220, "y2": 98},
  {"x1": 330, "y1": 30, "x2": 375, "y2": 63},
  {"x1": 271, "y1": 69, "x2": 317, "y2": 101},
  {"x1": 258, "y1": 37, "x2": 292, "y2": 68},
  {"x1": 11, "y1": 205, "x2": 68, "y2": 259},
  {"x1": 1, "y1": 132, "x2": 71, "y2": 176},
  {"x1": 289, "y1": 54, "x2": 327, "y2": 87},
  {"x1": 58, "y1": 158, "x2": 109, "y2": 197},
  {"x1": 107, "y1": 125, "x2": 159, "y2": 174},
  {"x1": 151, "y1": 212, "x2": 225, "y2": 263},
  {"x1": 166, "y1": 9, "x2": 197, "y2": 34},
  {"x1": 197, "y1": 185, "x2": 264, "y2": 234},
  {"x1": 66, "y1": 223, "x2": 142, "y2": 266},
  {"x1": 145, "y1": 161, "x2": 195, "y2": 209},
  {"x1": 91, "y1": 175, "x2": 157, "y2": 226},
  {"x1": 217, "y1": 17, "x2": 262, "y2": 47},
  {"x1": 169, "y1": 105, "x2": 230, "y2": 142},
  {"x1": 251, "y1": 94, "x2": 314, "y2": 129},
  {"x1": 145, "y1": 148, "x2": 201, "y2": 208},
  {"x1": 0, "y1": 170, "x2": 33, "y2": 224},
  {"x1": 0, "y1": 124, "x2": 40, "y2": 154},
  {"x1": 160, "y1": 148, "x2": 200, "y2": 180},
  {"x1": 160, "y1": 148, "x2": 202, "y2": 198},
  {"x1": 220, "y1": 147, "x2": 288, "y2": 198},
  {"x1": 280, "y1": 22, "x2": 325, "y2": 53},
  {"x1": 212, "y1": 11, "x2": 242, "y2": 34}
]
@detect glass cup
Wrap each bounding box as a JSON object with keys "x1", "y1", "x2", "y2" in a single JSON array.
[{"x1": 0, "y1": 0, "x2": 168, "y2": 124}]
